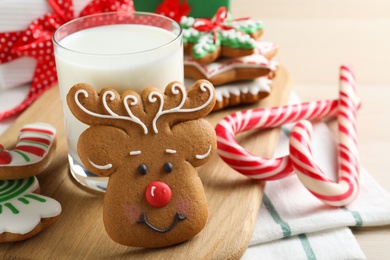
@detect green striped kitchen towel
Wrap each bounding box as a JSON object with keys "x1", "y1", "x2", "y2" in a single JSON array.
[{"x1": 242, "y1": 122, "x2": 390, "y2": 259}]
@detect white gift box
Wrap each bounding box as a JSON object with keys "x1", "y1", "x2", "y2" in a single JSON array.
[{"x1": 0, "y1": 0, "x2": 89, "y2": 90}]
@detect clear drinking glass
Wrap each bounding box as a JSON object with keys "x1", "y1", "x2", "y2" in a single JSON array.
[{"x1": 53, "y1": 12, "x2": 183, "y2": 192}]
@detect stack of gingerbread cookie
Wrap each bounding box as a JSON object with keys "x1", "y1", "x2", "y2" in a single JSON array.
[
  {"x1": 180, "y1": 7, "x2": 278, "y2": 111},
  {"x1": 0, "y1": 123, "x2": 61, "y2": 243}
]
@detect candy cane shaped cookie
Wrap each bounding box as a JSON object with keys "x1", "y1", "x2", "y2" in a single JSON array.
[
  {"x1": 289, "y1": 65, "x2": 359, "y2": 206},
  {"x1": 0, "y1": 123, "x2": 56, "y2": 180}
]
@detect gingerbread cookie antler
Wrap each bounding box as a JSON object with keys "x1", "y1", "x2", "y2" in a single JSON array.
[
  {"x1": 70, "y1": 86, "x2": 149, "y2": 134},
  {"x1": 67, "y1": 80, "x2": 216, "y2": 248},
  {"x1": 146, "y1": 81, "x2": 214, "y2": 133},
  {"x1": 68, "y1": 80, "x2": 215, "y2": 135}
]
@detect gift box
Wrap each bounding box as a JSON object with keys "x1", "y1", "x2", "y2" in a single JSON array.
[
  {"x1": 0, "y1": 0, "x2": 229, "y2": 90},
  {"x1": 0, "y1": 0, "x2": 91, "y2": 90},
  {"x1": 133, "y1": 0, "x2": 231, "y2": 18},
  {"x1": 0, "y1": 0, "x2": 134, "y2": 120},
  {"x1": 0, "y1": 0, "x2": 47, "y2": 90}
]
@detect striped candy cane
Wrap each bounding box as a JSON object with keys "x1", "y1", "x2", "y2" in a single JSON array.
[
  {"x1": 216, "y1": 66, "x2": 361, "y2": 205},
  {"x1": 216, "y1": 97, "x2": 360, "y2": 180},
  {"x1": 289, "y1": 65, "x2": 359, "y2": 206}
]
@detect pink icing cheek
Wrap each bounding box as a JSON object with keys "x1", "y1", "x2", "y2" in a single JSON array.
[
  {"x1": 176, "y1": 199, "x2": 191, "y2": 216},
  {"x1": 124, "y1": 205, "x2": 142, "y2": 223}
]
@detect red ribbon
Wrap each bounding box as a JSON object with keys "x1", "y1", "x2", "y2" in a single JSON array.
[
  {"x1": 192, "y1": 6, "x2": 250, "y2": 43},
  {"x1": 192, "y1": 6, "x2": 235, "y2": 44},
  {"x1": 156, "y1": 0, "x2": 191, "y2": 23},
  {"x1": 0, "y1": 0, "x2": 134, "y2": 120},
  {"x1": 192, "y1": 6, "x2": 230, "y2": 33}
]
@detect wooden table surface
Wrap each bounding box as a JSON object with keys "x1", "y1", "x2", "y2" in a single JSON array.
[
  {"x1": 0, "y1": 67, "x2": 291, "y2": 259},
  {"x1": 232, "y1": 1, "x2": 390, "y2": 258}
]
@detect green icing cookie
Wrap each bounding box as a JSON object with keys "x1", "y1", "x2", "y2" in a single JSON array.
[
  {"x1": 0, "y1": 176, "x2": 61, "y2": 237},
  {"x1": 180, "y1": 9, "x2": 263, "y2": 61}
]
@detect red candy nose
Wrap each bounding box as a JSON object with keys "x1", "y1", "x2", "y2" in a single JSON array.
[{"x1": 145, "y1": 181, "x2": 172, "y2": 208}]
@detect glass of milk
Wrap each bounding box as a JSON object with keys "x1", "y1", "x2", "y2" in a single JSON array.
[{"x1": 53, "y1": 12, "x2": 183, "y2": 192}]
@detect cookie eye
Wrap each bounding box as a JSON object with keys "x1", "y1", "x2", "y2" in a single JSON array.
[
  {"x1": 138, "y1": 164, "x2": 147, "y2": 175},
  {"x1": 163, "y1": 162, "x2": 173, "y2": 173}
]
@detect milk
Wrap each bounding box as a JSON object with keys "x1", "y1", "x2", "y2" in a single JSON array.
[{"x1": 54, "y1": 23, "x2": 183, "y2": 189}]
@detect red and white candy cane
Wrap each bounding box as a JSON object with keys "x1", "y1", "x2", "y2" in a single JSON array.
[
  {"x1": 216, "y1": 99, "x2": 341, "y2": 180},
  {"x1": 289, "y1": 65, "x2": 359, "y2": 206},
  {"x1": 216, "y1": 95, "x2": 360, "y2": 180}
]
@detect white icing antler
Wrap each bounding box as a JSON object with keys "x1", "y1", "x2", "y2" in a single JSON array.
[
  {"x1": 149, "y1": 82, "x2": 214, "y2": 134},
  {"x1": 75, "y1": 89, "x2": 148, "y2": 134},
  {"x1": 123, "y1": 94, "x2": 149, "y2": 134}
]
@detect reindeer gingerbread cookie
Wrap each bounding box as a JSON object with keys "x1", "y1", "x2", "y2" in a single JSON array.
[{"x1": 67, "y1": 80, "x2": 216, "y2": 248}]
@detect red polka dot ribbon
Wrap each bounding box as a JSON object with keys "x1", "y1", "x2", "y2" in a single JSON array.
[
  {"x1": 0, "y1": 0, "x2": 134, "y2": 120},
  {"x1": 156, "y1": 0, "x2": 191, "y2": 23}
]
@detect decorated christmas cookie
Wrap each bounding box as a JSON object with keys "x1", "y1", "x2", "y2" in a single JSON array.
[
  {"x1": 255, "y1": 41, "x2": 279, "y2": 60},
  {"x1": 213, "y1": 76, "x2": 273, "y2": 111},
  {"x1": 185, "y1": 75, "x2": 273, "y2": 111},
  {"x1": 184, "y1": 51, "x2": 272, "y2": 86},
  {"x1": 67, "y1": 80, "x2": 216, "y2": 248},
  {"x1": 0, "y1": 176, "x2": 62, "y2": 242},
  {"x1": 181, "y1": 7, "x2": 264, "y2": 63},
  {"x1": 184, "y1": 41, "x2": 278, "y2": 86},
  {"x1": 0, "y1": 123, "x2": 56, "y2": 180}
]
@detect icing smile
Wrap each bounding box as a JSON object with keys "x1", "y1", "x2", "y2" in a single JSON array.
[{"x1": 137, "y1": 212, "x2": 187, "y2": 233}]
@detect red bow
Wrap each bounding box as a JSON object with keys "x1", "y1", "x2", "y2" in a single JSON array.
[
  {"x1": 0, "y1": 0, "x2": 134, "y2": 120},
  {"x1": 192, "y1": 6, "x2": 230, "y2": 33},
  {"x1": 156, "y1": 0, "x2": 191, "y2": 23},
  {"x1": 192, "y1": 7, "x2": 250, "y2": 43},
  {"x1": 192, "y1": 6, "x2": 234, "y2": 44}
]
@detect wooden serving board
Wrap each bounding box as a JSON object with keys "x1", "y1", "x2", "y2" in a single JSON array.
[{"x1": 0, "y1": 66, "x2": 291, "y2": 259}]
